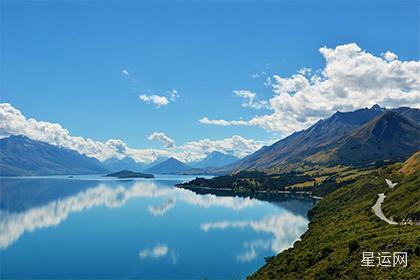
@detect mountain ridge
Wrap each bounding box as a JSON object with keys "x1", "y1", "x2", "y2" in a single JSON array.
[
  {"x1": 145, "y1": 157, "x2": 190, "y2": 174},
  {"x1": 0, "y1": 135, "x2": 109, "y2": 176},
  {"x1": 227, "y1": 106, "x2": 419, "y2": 172},
  {"x1": 192, "y1": 151, "x2": 239, "y2": 168}
]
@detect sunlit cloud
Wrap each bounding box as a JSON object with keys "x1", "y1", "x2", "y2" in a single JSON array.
[
  {"x1": 234, "y1": 90, "x2": 269, "y2": 109},
  {"x1": 139, "y1": 94, "x2": 170, "y2": 107},
  {"x1": 148, "y1": 132, "x2": 176, "y2": 148},
  {"x1": 200, "y1": 43, "x2": 420, "y2": 135}
]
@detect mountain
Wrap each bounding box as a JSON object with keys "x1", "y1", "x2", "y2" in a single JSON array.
[
  {"x1": 229, "y1": 106, "x2": 419, "y2": 171},
  {"x1": 307, "y1": 111, "x2": 420, "y2": 165},
  {"x1": 102, "y1": 157, "x2": 147, "y2": 172},
  {"x1": 192, "y1": 151, "x2": 239, "y2": 168},
  {"x1": 0, "y1": 135, "x2": 109, "y2": 176},
  {"x1": 145, "y1": 157, "x2": 190, "y2": 174}
]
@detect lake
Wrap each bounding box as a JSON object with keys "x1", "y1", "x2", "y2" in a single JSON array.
[{"x1": 0, "y1": 175, "x2": 315, "y2": 279}]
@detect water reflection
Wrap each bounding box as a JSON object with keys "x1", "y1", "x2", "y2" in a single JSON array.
[
  {"x1": 0, "y1": 176, "x2": 315, "y2": 278},
  {"x1": 148, "y1": 197, "x2": 176, "y2": 216},
  {"x1": 201, "y1": 211, "x2": 308, "y2": 262},
  {"x1": 0, "y1": 178, "x2": 270, "y2": 249}
]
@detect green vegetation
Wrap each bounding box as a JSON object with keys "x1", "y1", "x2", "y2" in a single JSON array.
[
  {"x1": 176, "y1": 170, "x2": 313, "y2": 193},
  {"x1": 178, "y1": 165, "x2": 376, "y2": 198},
  {"x1": 249, "y1": 157, "x2": 420, "y2": 280},
  {"x1": 105, "y1": 170, "x2": 154, "y2": 178}
]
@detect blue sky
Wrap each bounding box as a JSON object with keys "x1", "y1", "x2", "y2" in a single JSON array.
[{"x1": 1, "y1": 1, "x2": 419, "y2": 162}]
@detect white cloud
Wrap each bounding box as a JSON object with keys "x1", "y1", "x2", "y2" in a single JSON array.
[
  {"x1": 139, "y1": 94, "x2": 170, "y2": 107},
  {"x1": 251, "y1": 73, "x2": 260, "y2": 78},
  {"x1": 169, "y1": 89, "x2": 179, "y2": 102},
  {"x1": 0, "y1": 103, "x2": 266, "y2": 164},
  {"x1": 234, "y1": 90, "x2": 268, "y2": 109},
  {"x1": 139, "y1": 90, "x2": 179, "y2": 107},
  {"x1": 148, "y1": 132, "x2": 176, "y2": 148},
  {"x1": 200, "y1": 43, "x2": 420, "y2": 135},
  {"x1": 175, "y1": 135, "x2": 271, "y2": 161},
  {"x1": 382, "y1": 51, "x2": 398, "y2": 62},
  {"x1": 121, "y1": 69, "x2": 130, "y2": 76},
  {"x1": 139, "y1": 244, "x2": 169, "y2": 259},
  {"x1": 199, "y1": 117, "x2": 249, "y2": 126}
]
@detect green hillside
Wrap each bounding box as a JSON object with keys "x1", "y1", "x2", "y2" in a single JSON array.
[{"x1": 249, "y1": 155, "x2": 420, "y2": 280}]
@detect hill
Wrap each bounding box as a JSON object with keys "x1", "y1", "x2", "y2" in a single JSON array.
[
  {"x1": 0, "y1": 135, "x2": 109, "y2": 176},
  {"x1": 249, "y1": 155, "x2": 420, "y2": 279},
  {"x1": 399, "y1": 151, "x2": 420, "y2": 175},
  {"x1": 145, "y1": 157, "x2": 190, "y2": 174},
  {"x1": 105, "y1": 170, "x2": 154, "y2": 178}
]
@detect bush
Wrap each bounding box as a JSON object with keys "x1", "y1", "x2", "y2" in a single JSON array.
[{"x1": 348, "y1": 239, "x2": 359, "y2": 254}]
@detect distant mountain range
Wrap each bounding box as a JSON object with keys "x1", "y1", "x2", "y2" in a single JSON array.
[
  {"x1": 191, "y1": 151, "x2": 239, "y2": 168},
  {"x1": 145, "y1": 157, "x2": 190, "y2": 174},
  {"x1": 1, "y1": 105, "x2": 418, "y2": 176},
  {"x1": 144, "y1": 152, "x2": 240, "y2": 174},
  {"x1": 228, "y1": 105, "x2": 419, "y2": 172},
  {"x1": 0, "y1": 136, "x2": 239, "y2": 176},
  {"x1": 102, "y1": 157, "x2": 148, "y2": 172},
  {"x1": 0, "y1": 135, "x2": 109, "y2": 176}
]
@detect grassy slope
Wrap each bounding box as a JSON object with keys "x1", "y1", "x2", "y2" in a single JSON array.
[
  {"x1": 249, "y1": 165, "x2": 420, "y2": 280},
  {"x1": 382, "y1": 152, "x2": 420, "y2": 224}
]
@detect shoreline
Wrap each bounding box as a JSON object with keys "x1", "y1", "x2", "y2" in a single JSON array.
[{"x1": 176, "y1": 184, "x2": 323, "y2": 200}]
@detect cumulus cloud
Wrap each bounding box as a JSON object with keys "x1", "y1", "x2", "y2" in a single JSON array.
[
  {"x1": 201, "y1": 43, "x2": 420, "y2": 135},
  {"x1": 148, "y1": 132, "x2": 176, "y2": 148},
  {"x1": 382, "y1": 51, "x2": 398, "y2": 62},
  {"x1": 175, "y1": 135, "x2": 271, "y2": 161},
  {"x1": 0, "y1": 103, "x2": 266, "y2": 164},
  {"x1": 199, "y1": 117, "x2": 249, "y2": 126},
  {"x1": 139, "y1": 94, "x2": 170, "y2": 107},
  {"x1": 234, "y1": 90, "x2": 269, "y2": 109},
  {"x1": 139, "y1": 90, "x2": 179, "y2": 107}
]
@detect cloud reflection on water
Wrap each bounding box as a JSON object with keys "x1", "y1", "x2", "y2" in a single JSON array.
[
  {"x1": 201, "y1": 211, "x2": 309, "y2": 262},
  {"x1": 148, "y1": 198, "x2": 176, "y2": 216},
  {"x1": 139, "y1": 244, "x2": 169, "y2": 259},
  {"x1": 0, "y1": 180, "x2": 261, "y2": 249}
]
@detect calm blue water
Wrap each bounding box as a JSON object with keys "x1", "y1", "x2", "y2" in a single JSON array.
[{"x1": 0, "y1": 175, "x2": 315, "y2": 279}]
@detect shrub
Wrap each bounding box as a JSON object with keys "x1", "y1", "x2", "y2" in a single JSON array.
[{"x1": 348, "y1": 239, "x2": 359, "y2": 254}]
